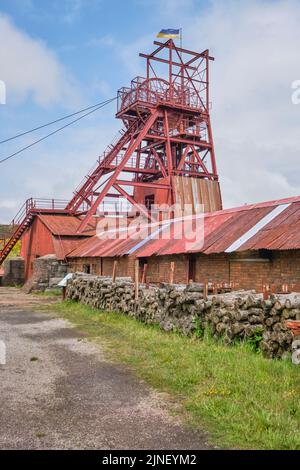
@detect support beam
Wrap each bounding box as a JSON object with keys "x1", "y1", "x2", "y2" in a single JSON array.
[
  {"x1": 134, "y1": 259, "x2": 139, "y2": 303},
  {"x1": 141, "y1": 263, "x2": 148, "y2": 284},
  {"x1": 170, "y1": 262, "x2": 175, "y2": 285},
  {"x1": 153, "y1": 41, "x2": 215, "y2": 61},
  {"x1": 139, "y1": 53, "x2": 197, "y2": 71},
  {"x1": 112, "y1": 260, "x2": 118, "y2": 282},
  {"x1": 115, "y1": 180, "x2": 170, "y2": 190},
  {"x1": 113, "y1": 184, "x2": 156, "y2": 222},
  {"x1": 77, "y1": 110, "x2": 159, "y2": 233}
]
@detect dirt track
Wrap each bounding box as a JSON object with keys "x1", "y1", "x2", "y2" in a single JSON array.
[{"x1": 0, "y1": 287, "x2": 212, "y2": 450}]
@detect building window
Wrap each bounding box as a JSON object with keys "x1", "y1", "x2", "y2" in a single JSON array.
[
  {"x1": 259, "y1": 249, "x2": 273, "y2": 261},
  {"x1": 145, "y1": 194, "x2": 155, "y2": 211},
  {"x1": 188, "y1": 255, "x2": 196, "y2": 282},
  {"x1": 83, "y1": 264, "x2": 91, "y2": 274}
]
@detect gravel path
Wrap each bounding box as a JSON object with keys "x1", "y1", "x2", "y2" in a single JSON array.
[{"x1": 0, "y1": 287, "x2": 212, "y2": 450}]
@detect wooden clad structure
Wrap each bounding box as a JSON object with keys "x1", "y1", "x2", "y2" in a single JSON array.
[{"x1": 172, "y1": 176, "x2": 222, "y2": 215}]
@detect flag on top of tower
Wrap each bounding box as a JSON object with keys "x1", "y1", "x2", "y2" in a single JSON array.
[{"x1": 156, "y1": 29, "x2": 180, "y2": 39}]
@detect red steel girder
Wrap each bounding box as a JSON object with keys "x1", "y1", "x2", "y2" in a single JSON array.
[
  {"x1": 115, "y1": 180, "x2": 170, "y2": 190},
  {"x1": 66, "y1": 39, "x2": 220, "y2": 233},
  {"x1": 3, "y1": 37, "x2": 222, "y2": 266},
  {"x1": 113, "y1": 184, "x2": 156, "y2": 222},
  {"x1": 77, "y1": 110, "x2": 159, "y2": 232}
]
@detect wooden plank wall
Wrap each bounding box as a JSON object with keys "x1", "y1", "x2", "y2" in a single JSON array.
[{"x1": 172, "y1": 176, "x2": 222, "y2": 216}]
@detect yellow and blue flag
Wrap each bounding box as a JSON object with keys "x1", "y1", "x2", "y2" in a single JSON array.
[{"x1": 157, "y1": 29, "x2": 180, "y2": 39}]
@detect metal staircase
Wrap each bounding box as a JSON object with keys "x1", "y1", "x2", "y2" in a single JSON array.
[
  {"x1": 0, "y1": 198, "x2": 69, "y2": 266},
  {"x1": 0, "y1": 123, "x2": 141, "y2": 267}
]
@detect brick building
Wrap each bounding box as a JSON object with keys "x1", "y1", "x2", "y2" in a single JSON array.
[
  {"x1": 21, "y1": 214, "x2": 95, "y2": 279},
  {"x1": 67, "y1": 195, "x2": 300, "y2": 293}
]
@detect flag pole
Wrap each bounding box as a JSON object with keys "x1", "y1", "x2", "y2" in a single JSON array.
[{"x1": 180, "y1": 28, "x2": 182, "y2": 50}]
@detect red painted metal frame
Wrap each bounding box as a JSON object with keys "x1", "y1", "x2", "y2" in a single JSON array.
[
  {"x1": 65, "y1": 39, "x2": 219, "y2": 233},
  {"x1": 0, "y1": 39, "x2": 220, "y2": 266}
]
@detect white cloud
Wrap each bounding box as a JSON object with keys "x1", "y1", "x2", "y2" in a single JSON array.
[
  {"x1": 63, "y1": 0, "x2": 84, "y2": 24},
  {"x1": 0, "y1": 105, "x2": 119, "y2": 221},
  {"x1": 88, "y1": 35, "x2": 116, "y2": 48},
  {"x1": 88, "y1": 33, "x2": 152, "y2": 77},
  {"x1": 0, "y1": 14, "x2": 81, "y2": 107},
  {"x1": 90, "y1": 79, "x2": 112, "y2": 98},
  {"x1": 134, "y1": 0, "x2": 195, "y2": 12},
  {"x1": 183, "y1": 0, "x2": 300, "y2": 207},
  {"x1": 62, "y1": 0, "x2": 102, "y2": 24}
]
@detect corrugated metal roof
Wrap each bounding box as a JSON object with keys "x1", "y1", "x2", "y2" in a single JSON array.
[
  {"x1": 66, "y1": 195, "x2": 300, "y2": 258},
  {"x1": 225, "y1": 203, "x2": 291, "y2": 253},
  {"x1": 52, "y1": 236, "x2": 88, "y2": 260},
  {"x1": 239, "y1": 202, "x2": 300, "y2": 251},
  {"x1": 38, "y1": 214, "x2": 95, "y2": 237},
  {"x1": 69, "y1": 222, "x2": 156, "y2": 258}
]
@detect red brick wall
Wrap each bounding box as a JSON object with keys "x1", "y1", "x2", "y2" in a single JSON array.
[
  {"x1": 144, "y1": 250, "x2": 300, "y2": 291},
  {"x1": 230, "y1": 256, "x2": 270, "y2": 292},
  {"x1": 229, "y1": 250, "x2": 300, "y2": 292},
  {"x1": 195, "y1": 254, "x2": 229, "y2": 283},
  {"x1": 68, "y1": 257, "x2": 100, "y2": 274},
  {"x1": 146, "y1": 255, "x2": 188, "y2": 284},
  {"x1": 68, "y1": 250, "x2": 300, "y2": 293},
  {"x1": 194, "y1": 251, "x2": 300, "y2": 292},
  {"x1": 68, "y1": 256, "x2": 135, "y2": 279}
]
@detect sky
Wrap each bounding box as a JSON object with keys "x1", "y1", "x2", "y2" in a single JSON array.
[{"x1": 1, "y1": 0, "x2": 300, "y2": 222}]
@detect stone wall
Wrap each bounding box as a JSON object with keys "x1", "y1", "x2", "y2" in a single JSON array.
[
  {"x1": 2, "y1": 257, "x2": 25, "y2": 286},
  {"x1": 66, "y1": 274, "x2": 300, "y2": 359},
  {"x1": 23, "y1": 254, "x2": 67, "y2": 292}
]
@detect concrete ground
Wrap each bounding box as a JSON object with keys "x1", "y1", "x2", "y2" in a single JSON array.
[{"x1": 0, "y1": 287, "x2": 212, "y2": 450}]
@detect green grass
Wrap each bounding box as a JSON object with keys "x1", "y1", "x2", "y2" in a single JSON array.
[
  {"x1": 47, "y1": 300, "x2": 300, "y2": 450},
  {"x1": 34, "y1": 289, "x2": 62, "y2": 297}
]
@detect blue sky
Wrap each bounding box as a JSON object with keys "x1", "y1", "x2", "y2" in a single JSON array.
[{"x1": 1, "y1": 0, "x2": 300, "y2": 222}]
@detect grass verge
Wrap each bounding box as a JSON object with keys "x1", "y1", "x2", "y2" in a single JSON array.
[
  {"x1": 34, "y1": 289, "x2": 62, "y2": 297},
  {"x1": 47, "y1": 300, "x2": 300, "y2": 450}
]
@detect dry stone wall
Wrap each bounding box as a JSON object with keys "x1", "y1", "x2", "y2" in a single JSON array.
[
  {"x1": 2, "y1": 257, "x2": 25, "y2": 286},
  {"x1": 66, "y1": 274, "x2": 300, "y2": 359},
  {"x1": 23, "y1": 254, "x2": 67, "y2": 293}
]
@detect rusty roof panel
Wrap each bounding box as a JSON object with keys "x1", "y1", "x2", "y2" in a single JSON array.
[
  {"x1": 66, "y1": 196, "x2": 300, "y2": 259},
  {"x1": 261, "y1": 203, "x2": 300, "y2": 229},
  {"x1": 256, "y1": 223, "x2": 300, "y2": 251},
  {"x1": 237, "y1": 204, "x2": 300, "y2": 251},
  {"x1": 203, "y1": 207, "x2": 274, "y2": 254},
  {"x1": 238, "y1": 226, "x2": 287, "y2": 251},
  {"x1": 38, "y1": 214, "x2": 95, "y2": 237},
  {"x1": 52, "y1": 236, "x2": 87, "y2": 260},
  {"x1": 68, "y1": 223, "x2": 150, "y2": 258}
]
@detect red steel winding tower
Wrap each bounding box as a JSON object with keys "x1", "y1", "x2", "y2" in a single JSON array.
[
  {"x1": 67, "y1": 39, "x2": 222, "y2": 232},
  {"x1": 0, "y1": 39, "x2": 222, "y2": 267}
]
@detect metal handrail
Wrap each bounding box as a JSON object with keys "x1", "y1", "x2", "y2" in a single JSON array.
[
  {"x1": 0, "y1": 197, "x2": 71, "y2": 263},
  {"x1": 118, "y1": 80, "x2": 202, "y2": 114},
  {"x1": 8, "y1": 198, "x2": 69, "y2": 231}
]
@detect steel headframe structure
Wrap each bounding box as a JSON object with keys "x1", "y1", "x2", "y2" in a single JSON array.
[{"x1": 66, "y1": 39, "x2": 219, "y2": 233}]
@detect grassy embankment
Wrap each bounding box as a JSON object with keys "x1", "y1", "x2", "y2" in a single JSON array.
[{"x1": 48, "y1": 299, "x2": 300, "y2": 450}]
